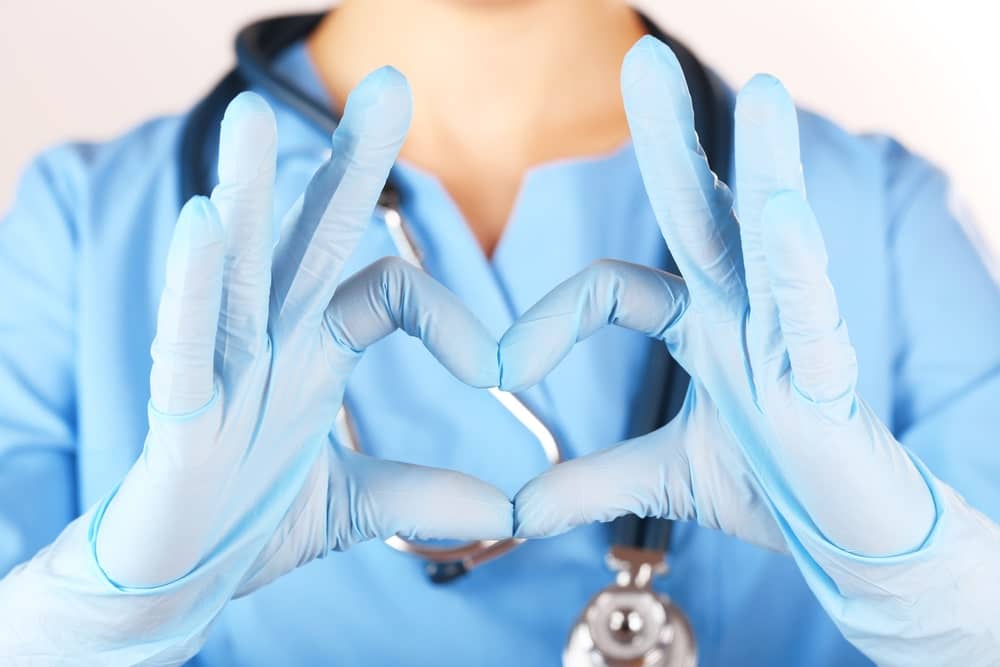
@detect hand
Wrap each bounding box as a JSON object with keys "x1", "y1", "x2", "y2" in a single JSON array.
[
  {"x1": 500, "y1": 36, "x2": 936, "y2": 559},
  {"x1": 94, "y1": 68, "x2": 511, "y2": 590}
]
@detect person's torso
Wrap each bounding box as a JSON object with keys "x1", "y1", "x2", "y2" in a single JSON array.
[{"x1": 64, "y1": 49, "x2": 897, "y2": 667}]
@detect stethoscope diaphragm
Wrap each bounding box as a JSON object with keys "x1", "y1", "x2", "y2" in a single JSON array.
[{"x1": 563, "y1": 546, "x2": 697, "y2": 667}]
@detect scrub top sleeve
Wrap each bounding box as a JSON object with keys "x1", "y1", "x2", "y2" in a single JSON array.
[
  {"x1": 0, "y1": 146, "x2": 82, "y2": 577},
  {"x1": 880, "y1": 137, "x2": 1000, "y2": 521}
]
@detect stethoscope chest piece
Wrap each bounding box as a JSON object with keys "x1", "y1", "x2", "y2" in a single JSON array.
[{"x1": 564, "y1": 547, "x2": 696, "y2": 667}]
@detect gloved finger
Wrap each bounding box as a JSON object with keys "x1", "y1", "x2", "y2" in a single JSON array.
[
  {"x1": 498, "y1": 259, "x2": 687, "y2": 392},
  {"x1": 149, "y1": 196, "x2": 225, "y2": 414},
  {"x1": 330, "y1": 448, "x2": 513, "y2": 548},
  {"x1": 734, "y1": 74, "x2": 805, "y2": 361},
  {"x1": 761, "y1": 190, "x2": 858, "y2": 402},
  {"x1": 513, "y1": 410, "x2": 788, "y2": 552},
  {"x1": 210, "y1": 92, "x2": 278, "y2": 360},
  {"x1": 621, "y1": 36, "x2": 744, "y2": 307},
  {"x1": 324, "y1": 257, "x2": 500, "y2": 387},
  {"x1": 272, "y1": 67, "x2": 412, "y2": 328},
  {"x1": 513, "y1": 426, "x2": 688, "y2": 539}
]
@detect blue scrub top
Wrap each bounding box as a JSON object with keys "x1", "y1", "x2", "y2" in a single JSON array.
[{"x1": 2, "y1": 40, "x2": 1000, "y2": 667}]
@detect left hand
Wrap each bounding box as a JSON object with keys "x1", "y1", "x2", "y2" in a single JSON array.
[
  {"x1": 94, "y1": 70, "x2": 511, "y2": 594},
  {"x1": 499, "y1": 36, "x2": 937, "y2": 559}
]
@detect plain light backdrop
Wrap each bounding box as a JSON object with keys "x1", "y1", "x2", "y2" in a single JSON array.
[{"x1": 1, "y1": 1, "x2": 997, "y2": 257}]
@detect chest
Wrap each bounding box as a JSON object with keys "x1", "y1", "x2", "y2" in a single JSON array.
[{"x1": 71, "y1": 139, "x2": 896, "y2": 507}]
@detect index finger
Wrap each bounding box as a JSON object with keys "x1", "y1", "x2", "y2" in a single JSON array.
[
  {"x1": 324, "y1": 257, "x2": 501, "y2": 388},
  {"x1": 498, "y1": 259, "x2": 688, "y2": 392}
]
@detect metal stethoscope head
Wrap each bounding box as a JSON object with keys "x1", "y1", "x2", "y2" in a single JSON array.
[
  {"x1": 563, "y1": 546, "x2": 697, "y2": 667},
  {"x1": 334, "y1": 188, "x2": 563, "y2": 583}
]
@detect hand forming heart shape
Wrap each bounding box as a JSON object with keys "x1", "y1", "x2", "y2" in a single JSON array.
[
  {"x1": 94, "y1": 68, "x2": 513, "y2": 597},
  {"x1": 502, "y1": 37, "x2": 934, "y2": 564},
  {"x1": 497, "y1": 40, "x2": 948, "y2": 662}
]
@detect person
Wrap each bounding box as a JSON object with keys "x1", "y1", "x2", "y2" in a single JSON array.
[{"x1": 1, "y1": 1, "x2": 998, "y2": 665}]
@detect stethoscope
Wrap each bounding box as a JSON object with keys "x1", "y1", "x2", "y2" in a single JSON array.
[{"x1": 178, "y1": 13, "x2": 732, "y2": 666}]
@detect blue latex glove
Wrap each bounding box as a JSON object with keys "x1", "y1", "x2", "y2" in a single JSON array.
[
  {"x1": 501, "y1": 37, "x2": 1000, "y2": 664},
  {"x1": 0, "y1": 68, "x2": 510, "y2": 664}
]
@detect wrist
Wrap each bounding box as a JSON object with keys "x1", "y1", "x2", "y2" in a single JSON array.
[{"x1": 235, "y1": 442, "x2": 332, "y2": 597}]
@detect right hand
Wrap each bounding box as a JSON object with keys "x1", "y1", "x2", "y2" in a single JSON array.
[
  {"x1": 94, "y1": 68, "x2": 512, "y2": 591},
  {"x1": 501, "y1": 39, "x2": 935, "y2": 560}
]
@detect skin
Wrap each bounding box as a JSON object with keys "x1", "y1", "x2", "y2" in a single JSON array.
[{"x1": 307, "y1": 0, "x2": 647, "y2": 256}]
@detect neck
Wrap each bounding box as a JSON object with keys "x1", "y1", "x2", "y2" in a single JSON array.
[{"x1": 308, "y1": 0, "x2": 647, "y2": 254}]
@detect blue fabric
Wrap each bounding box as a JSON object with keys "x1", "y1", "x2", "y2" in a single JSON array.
[{"x1": 1, "y1": 40, "x2": 999, "y2": 667}]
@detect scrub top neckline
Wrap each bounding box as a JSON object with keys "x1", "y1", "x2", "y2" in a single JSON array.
[{"x1": 389, "y1": 138, "x2": 636, "y2": 264}]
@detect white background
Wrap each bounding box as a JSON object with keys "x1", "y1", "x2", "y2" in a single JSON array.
[{"x1": 1, "y1": 1, "x2": 997, "y2": 256}]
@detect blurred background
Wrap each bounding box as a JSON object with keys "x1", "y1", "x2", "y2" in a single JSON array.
[{"x1": 1, "y1": 0, "x2": 997, "y2": 259}]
